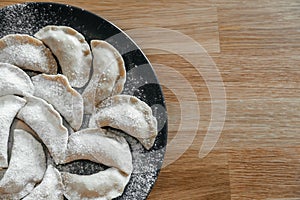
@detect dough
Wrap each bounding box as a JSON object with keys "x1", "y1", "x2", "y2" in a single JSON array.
[
  {"x1": 32, "y1": 74, "x2": 83, "y2": 130},
  {"x1": 82, "y1": 40, "x2": 126, "y2": 114},
  {"x1": 17, "y1": 95, "x2": 68, "y2": 164},
  {"x1": 62, "y1": 128, "x2": 132, "y2": 200},
  {"x1": 65, "y1": 128, "x2": 132, "y2": 175},
  {"x1": 35, "y1": 26, "x2": 92, "y2": 87},
  {"x1": 0, "y1": 95, "x2": 26, "y2": 168},
  {"x1": 0, "y1": 129, "x2": 46, "y2": 199},
  {"x1": 89, "y1": 95, "x2": 158, "y2": 149},
  {"x1": 0, "y1": 62, "x2": 34, "y2": 97},
  {"x1": 23, "y1": 165, "x2": 64, "y2": 200},
  {"x1": 62, "y1": 168, "x2": 130, "y2": 200},
  {"x1": 0, "y1": 34, "x2": 57, "y2": 74}
]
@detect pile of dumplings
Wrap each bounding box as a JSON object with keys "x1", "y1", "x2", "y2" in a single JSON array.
[{"x1": 0, "y1": 25, "x2": 158, "y2": 200}]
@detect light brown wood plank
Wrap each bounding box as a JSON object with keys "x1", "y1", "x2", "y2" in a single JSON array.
[
  {"x1": 148, "y1": 150, "x2": 231, "y2": 200},
  {"x1": 229, "y1": 148, "x2": 300, "y2": 200},
  {"x1": 218, "y1": 1, "x2": 300, "y2": 53}
]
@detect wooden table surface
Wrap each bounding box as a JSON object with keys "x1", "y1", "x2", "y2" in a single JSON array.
[{"x1": 1, "y1": 1, "x2": 300, "y2": 199}]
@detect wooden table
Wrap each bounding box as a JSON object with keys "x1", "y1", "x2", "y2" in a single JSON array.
[{"x1": 1, "y1": 1, "x2": 300, "y2": 199}]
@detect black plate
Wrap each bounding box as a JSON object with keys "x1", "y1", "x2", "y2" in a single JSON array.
[{"x1": 0, "y1": 2, "x2": 167, "y2": 200}]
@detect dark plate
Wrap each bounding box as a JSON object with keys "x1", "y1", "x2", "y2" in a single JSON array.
[{"x1": 0, "y1": 2, "x2": 167, "y2": 200}]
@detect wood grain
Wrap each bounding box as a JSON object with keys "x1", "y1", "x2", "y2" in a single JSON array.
[{"x1": 1, "y1": 0, "x2": 300, "y2": 199}]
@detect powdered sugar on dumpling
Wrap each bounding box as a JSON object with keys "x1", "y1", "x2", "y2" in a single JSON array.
[
  {"x1": 82, "y1": 40, "x2": 126, "y2": 114},
  {"x1": 34, "y1": 26, "x2": 92, "y2": 88},
  {"x1": 17, "y1": 96, "x2": 68, "y2": 164},
  {"x1": 64, "y1": 128, "x2": 133, "y2": 175},
  {"x1": 0, "y1": 34, "x2": 57, "y2": 74},
  {"x1": 0, "y1": 95, "x2": 26, "y2": 169},
  {"x1": 0, "y1": 129, "x2": 46, "y2": 199},
  {"x1": 23, "y1": 165, "x2": 64, "y2": 200},
  {"x1": 32, "y1": 74, "x2": 83, "y2": 131},
  {"x1": 62, "y1": 128, "x2": 132, "y2": 200},
  {"x1": 0, "y1": 62, "x2": 34, "y2": 97},
  {"x1": 89, "y1": 95, "x2": 158, "y2": 150}
]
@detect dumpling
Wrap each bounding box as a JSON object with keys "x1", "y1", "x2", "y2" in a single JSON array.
[
  {"x1": 82, "y1": 40, "x2": 126, "y2": 114},
  {"x1": 64, "y1": 128, "x2": 132, "y2": 175},
  {"x1": 0, "y1": 62, "x2": 34, "y2": 97},
  {"x1": 11, "y1": 119, "x2": 37, "y2": 139},
  {"x1": 32, "y1": 74, "x2": 83, "y2": 131},
  {"x1": 62, "y1": 168, "x2": 130, "y2": 200},
  {"x1": 89, "y1": 95, "x2": 158, "y2": 149},
  {"x1": 0, "y1": 95, "x2": 26, "y2": 169},
  {"x1": 23, "y1": 165, "x2": 64, "y2": 200},
  {"x1": 62, "y1": 128, "x2": 132, "y2": 200},
  {"x1": 0, "y1": 129, "x2": 46, "y2": 199},
  {"x1": 17, "y1": 95, "x2": 68, "y2": 164},
  {"x1": 34, "y1": 26, "x2": 92, "y2": 88},
  {"x1": 0, "y1": 34, "x2": 57, "y2": 74}
]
